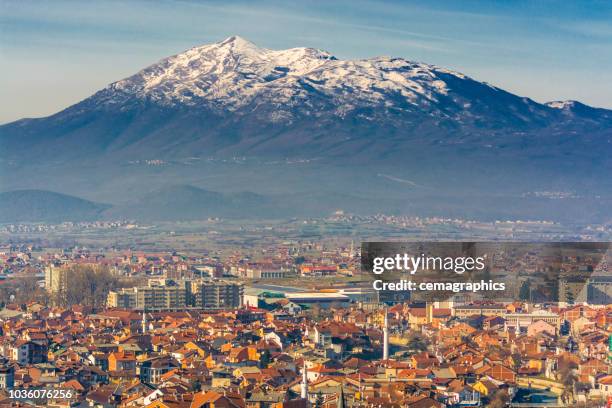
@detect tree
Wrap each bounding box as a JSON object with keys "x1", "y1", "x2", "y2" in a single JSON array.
[
  {"x1": 314, "y1": 392, "x2": 324, "y2": 408},
  {"x1": 488, "y1": 389, "x2": 510, "y2": 408},
  {"x1": 511, "y1": 351, "x2": 523, "y2": 371},
  {"x1": 191, "y1": 378, "x2": 202, "y2": 392},
  {"x1": 308, "y1": 303, "x2": 322, "y2": 322},
  {"x1": 559, "y1": 365, "x2": 578, "y2": 405},
  {"x1": 0, "y1": 275, "x2": 48, "y2": 307},
  {"x1": 260, "y1": 349, "x2": 271, "y2": 368},
  {"x1": 519, "y1": 279, "x2": 531, "y2": 301},
  {"x1": 564, "y1": 285, "x2": 575, "y2": 306},
  {"x1": 56, "y1": 265, "x2": 124, "y2": 310},
  {"x1": 14, "y1": 275, "x2": 47, "y2": 304},
  {"x1": 461, "y1": 335, "x2": 478, "y2": 349},
  {"x1": 407, "y1": 331, "x2": 430, "y2": 352}
]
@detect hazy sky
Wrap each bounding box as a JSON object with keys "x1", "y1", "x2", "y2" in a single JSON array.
[{"x1": 2, "y1": 0, "x2": 612, "y2": 123}]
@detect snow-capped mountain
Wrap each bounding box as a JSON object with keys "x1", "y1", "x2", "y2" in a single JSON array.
[
  {"x1": 78, "y1": 36, "x2": 553, "y2": 127},
  {"x1": 3, "y1": 35, "x2": 611, "y2": 160},
  {"x1": 98, "y1": 35, "x2": 474, "y2": 122},
  {"x1": 105, "y1": 36, "x2": 336, "y2": 116},
  {"x1": 1, "y1": 36, "x2": 611, "y2": 223}
]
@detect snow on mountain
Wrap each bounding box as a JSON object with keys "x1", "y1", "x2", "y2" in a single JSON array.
[
  {"x1": 546, "y1": 100, "x2": 612, "y2": 121},
  {"x1": 546, "y1": 100, "x2": 579, "y2": 110},
  {"x1": 92, "y1": 36, "x2": 492, "y2": 122},
  {"x1": 107, "y1": 36, "x2": 333, "y2": 107},
  {"x1": 2, "y1": 36, "x2": 610, "y2": 163}
]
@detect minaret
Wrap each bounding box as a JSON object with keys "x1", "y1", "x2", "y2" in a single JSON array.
[
  {"x1": 383, "y1": 308, "x2": 389, "y2": 360},
  {"x1": 301, "y1": 360, "x2": 309, "y2": 401},
  {"x1": 142, "y1": 310, "x2": 147, "y2": 334},
  {"x1": 337, "y1": 385, "x2": 346, "y2": 408}
]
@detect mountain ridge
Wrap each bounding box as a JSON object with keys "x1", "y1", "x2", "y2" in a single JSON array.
[
  {"x1": 2, "y1": 35, "x2": 611, "y2": 162},
  {"x1": 1, "y1": 36, "x2": 611, "y2": 223},
  {"x1": 0, "y1": 190, "x2": 110, "y2": 223}
]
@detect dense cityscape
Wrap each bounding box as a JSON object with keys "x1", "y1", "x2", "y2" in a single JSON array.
[
  {"x1": 0, "y1": 217, "x2": 610, "y2": 407},
  {"x1": 3, "y1": 1, "x2": 612, "y2": 407}
]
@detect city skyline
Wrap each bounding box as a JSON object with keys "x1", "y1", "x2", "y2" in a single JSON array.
[{"x1": 1, "y1": 224, "x2": 610, "y2": 406}]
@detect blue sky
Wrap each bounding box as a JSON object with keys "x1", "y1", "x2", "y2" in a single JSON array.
[{"x1": 1, "y1": 0, "x2": 611, "y2": 123}]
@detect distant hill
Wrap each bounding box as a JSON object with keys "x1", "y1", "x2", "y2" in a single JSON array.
[
  {"x1": 0, "y1": 190, "x2": 109, "y2": 223},
  {"x1": 104, "y1": 184, "x2": 404, "y2": 221},
  {"x1": 105, "y1": 184, "x2": 276, "y2": 220},
  {"x1": 0, "y1": 185, "x2": 609, "y2": 224}
]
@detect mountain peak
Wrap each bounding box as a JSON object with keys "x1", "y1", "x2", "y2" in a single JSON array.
[
  {"x1": 221, "y1": 35, "x2": 253, "y2": 45},
  {"x1": 209, "y1": 35, "x2": 335, "y2": 63},
  {"x1": 215, "y1": 35, "x2": 263, "y2": 54},
  {"x1": 102, "y1": 36, "x2": 343, "y2": 114}
]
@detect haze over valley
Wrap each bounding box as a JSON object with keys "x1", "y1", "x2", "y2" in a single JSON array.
[{"x1": 2, "y1": 37, "x2": 611, "y2": 223}]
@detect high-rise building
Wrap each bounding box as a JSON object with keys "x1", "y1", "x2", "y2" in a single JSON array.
[
  {"x1": 44, "y1": 266, "x2": 68, "y2": 295},
  {"x1": 107, "y1": 290, "x2": 137, "y2": 309},
  {"x1": 107, "y1": 279, "x2": 243, "y2": 310},
  {"x1": 192, "y1": 280, "x2": 243, "y2": 309},
  {"x1": 107, "y1": 279, "x2": 188, "y2": 310}
]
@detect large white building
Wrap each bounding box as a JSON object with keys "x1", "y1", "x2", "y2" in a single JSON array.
[
  {"x1": 504, "y1": 310, "x2": 560, "y2": 332},
  {"x1": 107, "y1": 279, "x2": 243, "y2": 310}
]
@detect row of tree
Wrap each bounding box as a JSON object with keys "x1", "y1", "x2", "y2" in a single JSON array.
[
  {"x1": 0, "y1": 266, "x2": 132, "y2": 311},
  {"x1": 50, "y1": 265, "x2": 127, "y2": 309}
]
